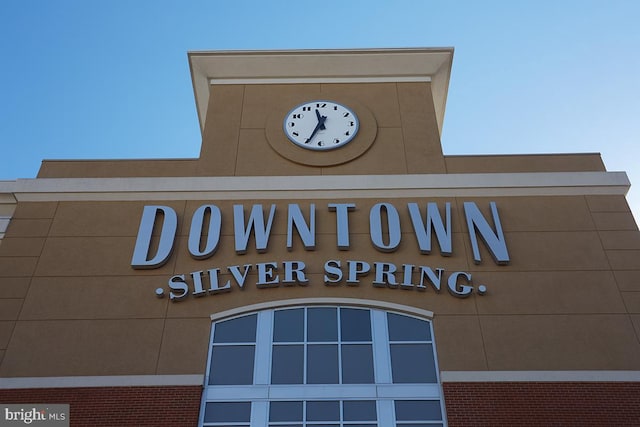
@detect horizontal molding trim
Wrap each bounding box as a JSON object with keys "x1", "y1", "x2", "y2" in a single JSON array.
[
  {"x1": 441, "y1": 370, "x2": 640, "y2": 382},
  {"x1": 0, "y1": 172, "x2": 630, "y2": 202},
  {"x1": 0, "y1": 374, "x2": 204, "y2": 389},
  {"x1": 0, "y1": 217, "x2": 11, "y2": 233},
  {"x1": 209, "y1": 76, "x2": 432, "y2": 85},
  {"x1": 3, "y1": 371, "x2": 638, "y2": 389}
]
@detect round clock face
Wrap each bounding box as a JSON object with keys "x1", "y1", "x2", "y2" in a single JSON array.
[{"x1": 283, "y1": 100, "x2": 359, "y2": 151}]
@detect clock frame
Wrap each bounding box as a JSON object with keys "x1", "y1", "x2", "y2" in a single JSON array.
[{"x1": 283, "y1": 100, "x2": 359, "y2": 151}]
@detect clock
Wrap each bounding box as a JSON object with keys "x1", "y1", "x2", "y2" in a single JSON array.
[{"x1": 284, "y1": 100, "x2": 359, "y2": 151}]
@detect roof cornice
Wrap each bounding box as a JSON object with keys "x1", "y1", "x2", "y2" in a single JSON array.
[
  {"x1": 188, "y1": 48, "x2": 454, "y2": 136},
  {"x1": 0, "y1": 171, "x2": 629, "y2": 202}
]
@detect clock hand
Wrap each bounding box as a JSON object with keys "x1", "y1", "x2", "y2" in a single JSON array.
[
  {"x1": 306, "y1": 110, "x2": 327, "y2": 143},
  {"x1": 315, "y1": 109, "x2": 326, "y2": 130}
]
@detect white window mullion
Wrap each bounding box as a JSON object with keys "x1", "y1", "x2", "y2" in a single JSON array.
[
  {"x1": 302, "y1": 401, "x2": 307, "y2": 427},
  {"x1": 205, "y1": 385, "x2": 269, "y2": 400},
  {"x1": 371, "y1": 309, "x2": 392, "y2": 384},
  {"x1": 250, "y1": 401, "x2": 268, "y2": 427},
  {"x1": 430, "y1": 321, "x2": 448, "y2": 427},
  {"x1": 269, "y1": 384, "x2": 377, "y2": 400},
  {"x1": 303, "y1": 307, "x2": 308, "y2": 384},
  {"x1": 337, "y1": 307, "x2": 343, "y2": 385},
  {"x1": 198, "y1": 325, "x2": 217, "y2": 427},
  {"x1": 254, "y1": 310, "x2": 273, "y2": 385},
  {"x1": 377, "y1": 399, "x2": 395, "y2": 427}
]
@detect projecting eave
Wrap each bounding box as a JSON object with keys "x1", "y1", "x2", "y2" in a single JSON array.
[
  {"x1": 188, "y1": 48, "x2": 454, "y2": 137},
  {"x1": 0, "y1": 171, "x2": 629, "y2": 202}
]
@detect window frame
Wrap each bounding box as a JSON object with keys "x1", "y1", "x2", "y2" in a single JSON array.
[{"x1": 199, "y1": 298, "x2": 446, "y2": 427}]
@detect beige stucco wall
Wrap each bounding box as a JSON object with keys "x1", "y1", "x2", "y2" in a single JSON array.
[
  {"x1": 198, "y1": 82, "x2": 445, "y2": 175},
  {"x1": 0, "y1": 192, "x2": 638, "y2": 377}
]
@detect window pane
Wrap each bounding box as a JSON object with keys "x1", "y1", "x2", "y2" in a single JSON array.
[
  {"x1": 269, "y1": 401, "x2": 303, "y2": 421},
  {"x1": 387, "y1": 313, "x2": 430, "y2": 341},
  {"x1": 307, "y1": 401, "x2": 340, "y2": 421},
  {"x1": 274, "y1": 308, "x2": 304, "y2": 342},
  {"x1": 342, "y1": 344, "x2": 374, "y2": 384},
  {"x1": 307, "y1": 344, "x2": 339, "y2": 384},
  {"x1": 271, "y1": 345, "x2": 303, "y2": 384},
  {"x1": 204, "y1": 401, "x2": 251, "y2": 423},
  {"x1": 308, "y1": 307, "x2": 337, "y2": 341},
  {"x1": 343, "y1": 400, "x2": 377, "y2": 421},
  {"x1": 209, "y1": 345, "x2": 254, "y2": 385},
  {"x1": 340, "y1": 308, "x2": 372, "y2": 341},
  {"x1": 213, "y1": 314, "x2": 257, "y2": 343},
  {"x1": 390, "y1": 344, "x2": 437, "y2": 383},
  {"x1": 394, "y1": 400, "x2": 442, "y2": 421}
]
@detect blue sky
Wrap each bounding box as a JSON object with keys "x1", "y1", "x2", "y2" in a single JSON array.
[{"x1": 1, "y1": 1, "x2": 639, "y2": 221}]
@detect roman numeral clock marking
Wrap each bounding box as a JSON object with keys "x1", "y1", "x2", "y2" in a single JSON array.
[{"x1": 284, "y1": 100, "x2": 360, "y2": 151}]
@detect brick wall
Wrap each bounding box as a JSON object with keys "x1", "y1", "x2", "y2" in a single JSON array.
[
  {"x1": 443, "y1": 382, "x2": 640, "y2": 426},
  {"x1": 0, "y1": 386, "x2": 202, "y2": 427}
]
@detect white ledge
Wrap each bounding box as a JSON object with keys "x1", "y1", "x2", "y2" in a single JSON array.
[
  {"x1": 0, "y1": 374, "x2": 204, "y2": 389},
  {"x1": 2, "y1": 371, "x2": 637, "y2": 389},
  {"x1": 0, "y1": 172, "x2": 630, "y2": 202},
  {"x1": 440, "y1": 370, "x2": 640, "y2": 382}
]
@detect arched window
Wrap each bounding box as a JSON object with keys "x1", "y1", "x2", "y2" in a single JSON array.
[{"x1": 199, "y1": 301, "x2": 445, "y2": 426}]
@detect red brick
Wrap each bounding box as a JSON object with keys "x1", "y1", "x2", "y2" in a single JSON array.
[
  {"x1": 0, "y1": 386, "x2": 202, "y2": 427},
  {"x1": 443, "y1": 382, "x2": 640, "y2": 426}
]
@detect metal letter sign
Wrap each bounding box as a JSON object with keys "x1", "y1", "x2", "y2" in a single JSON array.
[
  {"x1": 189, "y1": 205, "x2": 222, "y2": 260},
  {"x1": 132, "y1": 201, "x2": 510, "y2": 301},
  {"x1": 408, "y1": 202, "x2": 452, "y2": 256},
  {"x1": 131, "y1": 206, "x2": 177, "y2": 269},
  {"x1": 463, "y1": 202, "x2": 510, "y2": 265}
]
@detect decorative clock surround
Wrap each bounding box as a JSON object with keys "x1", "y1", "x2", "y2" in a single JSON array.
[{"x1": 266, "y1": 97, "x2": 377, "y2": 167}]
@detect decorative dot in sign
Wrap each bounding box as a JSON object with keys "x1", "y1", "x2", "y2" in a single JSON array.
[
  {"x1": 477, "y1": 285, "x2": 487, "y2": 295},
  {"x1": 155, "y1": 288, "x2": 165, "y2": 298}
]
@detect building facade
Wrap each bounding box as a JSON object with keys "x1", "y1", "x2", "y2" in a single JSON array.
[{"x1": 1, "y1": 48, "x2": 639, "y2": 426}]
